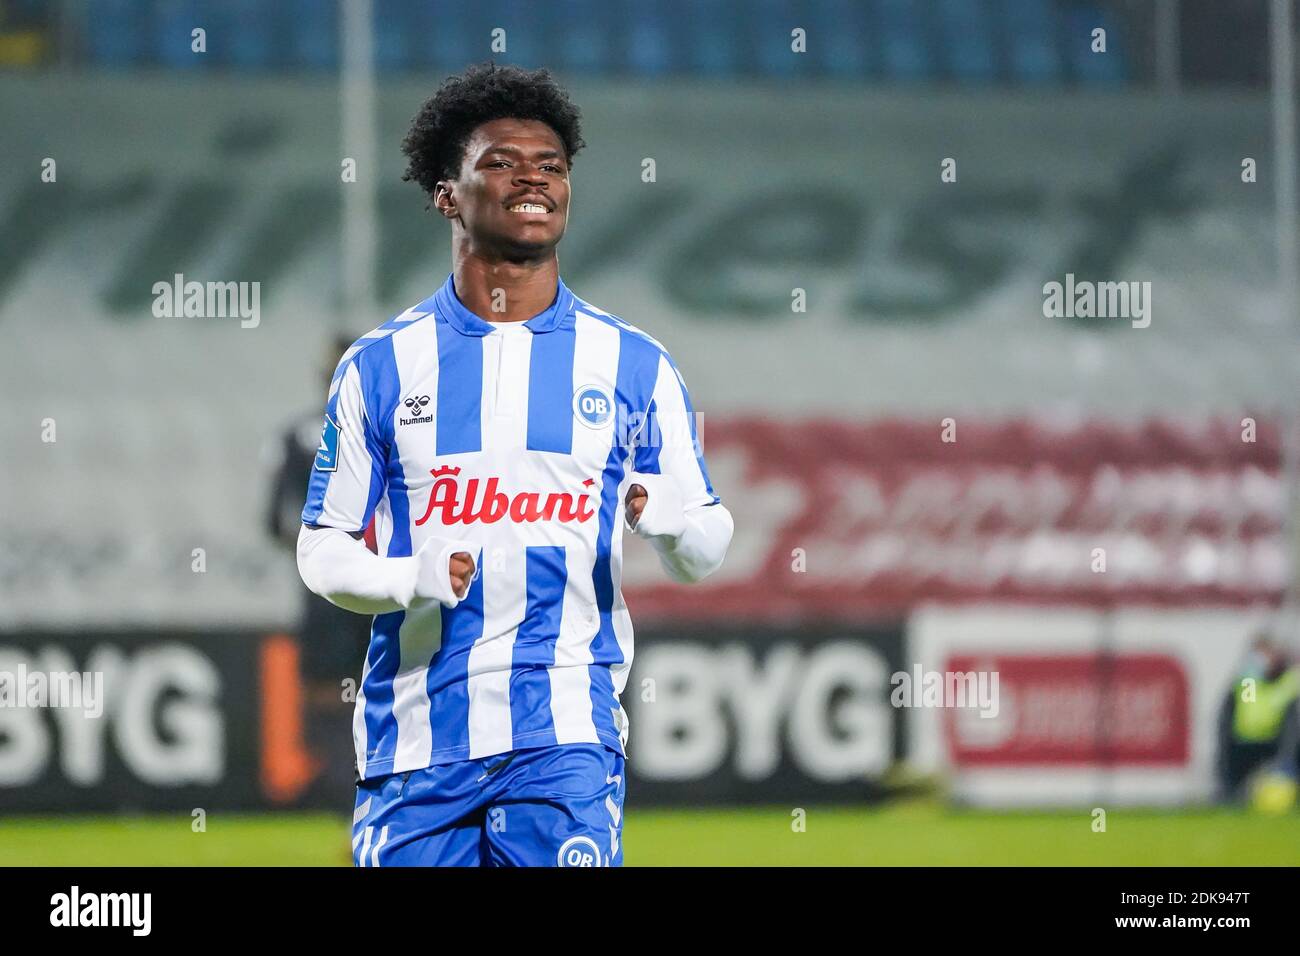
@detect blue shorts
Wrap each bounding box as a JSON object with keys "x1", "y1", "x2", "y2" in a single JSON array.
[{"x1": 351, "y1": 743, "x2": 626, "y2": 867}]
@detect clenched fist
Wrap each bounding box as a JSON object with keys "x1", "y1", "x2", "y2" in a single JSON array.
[
  {"x1": 448, "y1": 550, "x2": 475, "y2": 599},
  {"x1": 412, "y1": 536, "x2": 479, "y2": 607},
  {"x1": 623, "y1": 472, "x2": 686, "y2": 539},
  {"x1": 624, "y1": 483, "x2": 649, "y2": 530}
]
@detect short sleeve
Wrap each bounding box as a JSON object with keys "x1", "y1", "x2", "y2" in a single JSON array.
[{"x1": 301, "y1": 357, "x2": 388, "y2": 532}]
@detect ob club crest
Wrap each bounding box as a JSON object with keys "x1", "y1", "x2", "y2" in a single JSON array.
[{"x1": 572, "y1": 384, "x2": 614, "y2": 429}]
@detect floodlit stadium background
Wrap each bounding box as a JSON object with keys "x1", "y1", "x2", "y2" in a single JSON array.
[{"x1": 2, "y1": 0, "x2": 1299, "y2": 865}]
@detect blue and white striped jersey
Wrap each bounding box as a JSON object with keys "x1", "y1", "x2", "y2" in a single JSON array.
[{"x1": 302, "y1": 274, "x2": 720, "y2": 779}]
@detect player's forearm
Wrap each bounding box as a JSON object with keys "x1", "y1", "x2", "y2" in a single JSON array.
[
  {"x1": 297, "y1": 524, "x2": 418, "y2": 614},
  {"x1": 644, "y1": 502, "x2": 734, "y2": 584},
  {"x1": 296, "y1": 524, "x2": 478, "y2": 614}
]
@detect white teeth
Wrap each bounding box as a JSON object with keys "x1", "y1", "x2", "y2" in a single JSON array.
[{"x1": 509, "y1": 203, "x2": 548, "y2": 213}]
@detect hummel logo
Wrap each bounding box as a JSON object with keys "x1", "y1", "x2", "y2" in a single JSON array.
[{"x1": 399, "y1": 395, "x2": 432, "y2": 426}]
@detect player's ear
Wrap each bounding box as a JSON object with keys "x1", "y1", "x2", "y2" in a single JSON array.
[{"x1": 434, "y1": 181, "x2": 457, "y2": 220}]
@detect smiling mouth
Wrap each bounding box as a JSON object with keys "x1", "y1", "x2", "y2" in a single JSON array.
[{"x1": 507, "y1": 203, "x2": 550, "y2": 214}]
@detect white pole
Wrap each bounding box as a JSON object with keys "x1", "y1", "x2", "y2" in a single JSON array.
[
  {"x1": 1271, "y1": 0, "x2": 1300, "y2": 646},
  {"x1": 340, "y1": 0, "x2": 378, "y2": 324},
  {"x1": 1273, "y1": 0, "x2": 1297, "y2": 314}
]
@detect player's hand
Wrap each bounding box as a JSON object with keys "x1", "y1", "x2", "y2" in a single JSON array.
[
  {"x1": 624, "y1": 483, "x2": 649, "y2": 530},
  {"x1": 448, "y1": 551, "x2": 475, "y2": 599},
  {"x1": 412, "y1": 536, "x2": 479, "y2": 607},
  {"x1": 624, "y1": 472, "x2": 687, "y2": 539}
]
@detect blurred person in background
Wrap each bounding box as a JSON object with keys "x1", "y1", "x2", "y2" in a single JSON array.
[
  {"x1": 0, "y1": 0, "x2": 49, "y2": 67},
  {"x1": 1215, "y1": 632, "x2": 1300, "y2": 805},
  {"x1": 265, "y1": 333, "x2": 373, "y2": 808}
]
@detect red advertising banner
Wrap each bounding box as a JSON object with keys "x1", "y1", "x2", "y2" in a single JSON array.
[
  {"x1": 940, "y1": 652, "x2": 1191, "y2": 767},
  {"x1": 626, "y1": 416, "x2": 1286, "y2": 620}
]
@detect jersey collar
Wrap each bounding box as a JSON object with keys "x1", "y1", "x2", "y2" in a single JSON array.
[{"x1": 433, "y1": 272, "x2": 575, "y2": 337}]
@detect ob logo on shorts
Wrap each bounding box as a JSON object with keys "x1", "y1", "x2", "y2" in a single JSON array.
[
  {"x1": 557, "y1": 835, "x2": 603, "y2": 867},
  {"x1": 572, "y1": 385, "x2": 614, "y2": 429}
]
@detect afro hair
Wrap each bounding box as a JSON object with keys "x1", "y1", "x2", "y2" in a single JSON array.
[{"x1": 401, "y1": 62, "x2": 585, "y2": 203}]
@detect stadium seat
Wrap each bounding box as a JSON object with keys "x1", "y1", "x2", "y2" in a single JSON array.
[
  {"x1": 623, "y1": 0, "x2": 675, "y2": 76},
  {"x1": 70, "y1": 0, "x2": 1127, "y2": 88},
  {"x1": 688, "y1": 0, "x2": 744, "y2": 77},
  {"x1": 553, "y1": 0, "x2": 613, "y2": 75},
  {"x1": 153, "y1": 0, "x2": 211, "y2": 71},
  {"x1": 288, "y1": 0, "x2": 338, "y2": 71},
  {"x1": 1065, "y1": 5, "x2": 1127, "y2": 86},
  {"x1": 809, "y1": 0, "x2": 873, "y2": 79},
  {"x1": 413, "y1": 1, "x2": 467, "y2": 71},
  {"x1": 493, "y1": 0, "x2": 546, "y2": 70},
  {"x1": 221, "y1": 0, "x2": 279, "y2": 70},
  {"x1": 751, "y1": 0, "x2": 798, "y2": 77},
  {"x1": 414, "y1": 1, "x2": 505, "y2": 72},
  {"x1": 371, "y1": 0, "x2": 414, "y2": 73},
  {"x1": 937, "y1": 0, "x2": 997, "y2": 83},
  {"x1": 877, "y1": 0, "x2": 935, "y2": 82},
  {"x1": 84, "y1": 0, "x2": 146, "y2": 67},
  {"x1": 999, "y1": 0, "x2": 1063, "y2": 85}
]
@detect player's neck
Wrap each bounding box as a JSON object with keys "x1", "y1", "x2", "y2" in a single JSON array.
[{"x1": 451, "y1": 255, "x2": 560, "y2": 324}]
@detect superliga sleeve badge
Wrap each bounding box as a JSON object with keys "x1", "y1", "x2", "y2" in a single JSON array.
[{"x1": 315, "y1": 414, "x2": 340, "y2": 472}]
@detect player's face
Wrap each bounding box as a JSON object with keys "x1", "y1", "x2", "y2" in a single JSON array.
[{"x1": 443, "y1": 118, "x2": 570, "y2": 260}]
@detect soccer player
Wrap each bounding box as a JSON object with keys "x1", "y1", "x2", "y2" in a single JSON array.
[{"x1": 296, "y1": 63, "x2": 733, "y2": 867}]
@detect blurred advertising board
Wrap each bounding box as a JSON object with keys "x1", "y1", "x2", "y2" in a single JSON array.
[
  {"x1": 906, "y1": 606, "x2": 1269, "y2": 806},
  {"x1": 0, "y1": 624, "x2": 907, "y2": 813},
  {"x1": 0, "y1": 630, "x2": 331, "y2": 813},
  {"x1": 623, "y1": 621, "x2": 906, "y2": 806},
  {"x1": 624, "y1": 415, "x2": 1288, "y2": 621},
  {"x1": 942, "y1": 651, "x2": 1190, "y2": 767}
]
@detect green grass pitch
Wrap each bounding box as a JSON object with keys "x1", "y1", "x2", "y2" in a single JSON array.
[{"x1": 3, "y1": 802, "x2": 1297, "y2": 866}]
